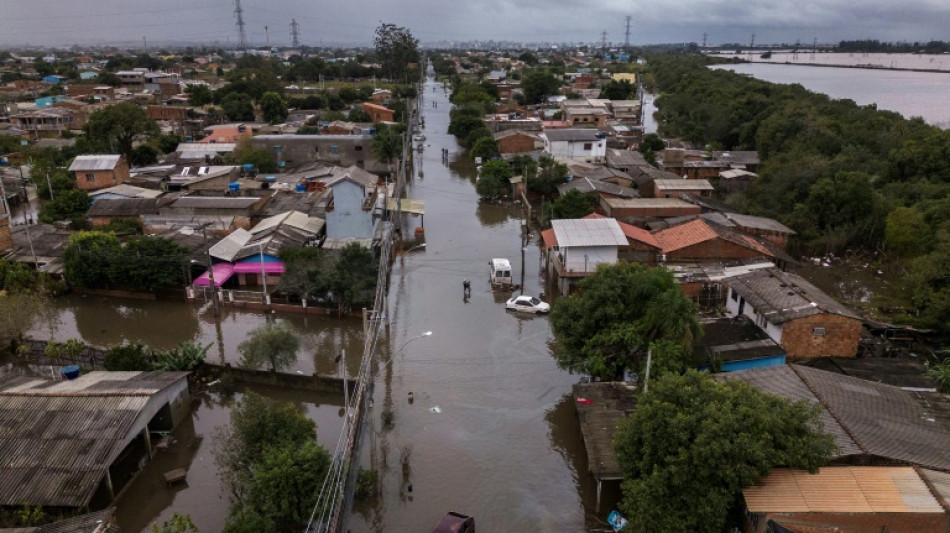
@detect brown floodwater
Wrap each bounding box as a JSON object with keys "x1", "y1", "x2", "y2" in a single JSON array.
[{"x1": 347, "y1": 70, "x2": 601, "y2": 532}]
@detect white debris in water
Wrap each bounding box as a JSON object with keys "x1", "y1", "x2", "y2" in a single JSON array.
[{"x1": 430, "y1": 406, "x2": 441, "y2": 414}]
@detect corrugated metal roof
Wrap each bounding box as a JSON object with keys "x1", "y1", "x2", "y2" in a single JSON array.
[
  {"x1": 0, "y1": 371, "x2": 188, "y2": 507},
  {"x1": 602, "y1": 197, "x2": 696, "y2": 209},
  {"x1": 89, "y1": 184, "x2": 163, "y2": 199},
  {"x1": 170, "y1": 197, "x2": 259, "y2": 209},
  {"x1": 209, "y1": 228, "x2": 253, "y2": 261},
  {"x1": 174, "y1": 142, "x2": 237, "y2": 153},
  {"x1": 724, "y1": 268, "x2": 860, "y2": 323},
  {"x1": 653, "y1": 178, "x2": 714, "y2": 191},
  {"x1": 33, "y1": 508, "x2": 117, "y2": 533},
  {"x1": 551, "y1": 218, "x2": 628, "y2": 248},
  {"x1": 743, "y1": 467, "x2": 944, "y2": 513},
  {"x1": 68, "y1": 155, "x2": 121, "y2": 172}
]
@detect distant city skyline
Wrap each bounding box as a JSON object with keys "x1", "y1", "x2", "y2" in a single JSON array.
[{"x1": 1, "y1": 0, "x2": 948, "y2": 49}]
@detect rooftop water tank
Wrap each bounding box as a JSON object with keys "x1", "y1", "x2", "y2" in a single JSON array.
[
  {"x1": 228, "y1": 182, "x2": 240, "y2": 192},
  {"x1": 61, "y1": 365, "x2": 80, "y2": 380},
  {"x1": 295, "y1": 183, "x2": 307, "y2": 193}
]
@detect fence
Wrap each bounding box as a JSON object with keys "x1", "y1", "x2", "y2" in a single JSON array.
[{"x1": 13, "y1": 338, "x2": 108, "y2": 369}]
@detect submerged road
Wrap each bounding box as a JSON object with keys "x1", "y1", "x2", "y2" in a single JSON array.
[{"x1": 348, "y1": 67, "x2": 609, "y2": 532}]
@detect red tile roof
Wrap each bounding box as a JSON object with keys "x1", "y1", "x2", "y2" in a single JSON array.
[
  {"x1": 584, "y1": 214, "x2": 660, "y2": 249},
  {"x1": 653, "y1": 218, "x2": 773, "y2": 256},
  {"x1": 541, "y1": 228, "x2": 558, "y2": 250}
]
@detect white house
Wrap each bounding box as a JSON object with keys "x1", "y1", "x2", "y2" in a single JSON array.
[
  {"x1": 545, "y1": 217, "x2": 628, "y2": 295},
  {"x1": 541, "y1": 129, "x2": 606, "y2": 164}
]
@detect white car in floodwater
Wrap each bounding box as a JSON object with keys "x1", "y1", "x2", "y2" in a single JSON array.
[{"x1": 505, "y1": 295, "x2": 550, "y2": 314}]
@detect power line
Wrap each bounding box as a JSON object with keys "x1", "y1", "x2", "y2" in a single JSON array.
[{"x1": 233, "y1": 0, "x2": 248, "y2": 51}]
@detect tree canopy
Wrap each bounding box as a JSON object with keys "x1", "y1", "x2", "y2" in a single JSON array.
[
  {"x1": 549, "y1": 189, "x2": 597, "y2": 220},
  {"x1": 237, "y1": 322, "x2": 300, "y2": 372},
  {"x1": 549, "y1": 262, "x2": 702, "y2": 381},
  {"x1": 221, "y1": 92, "x2": 255, "y2": 121},
  {"x1": 83, "y1": 102, "x2": 159, "y2": 161},
  {"x1": 63, "y1": 231, "x2": 189, "y2": 291},
  {"x1": 475, "y1": 160, "x2": 512, "y2": 199},
  {"x1": 521, "y1": 71, "x2": 562, "y2": 104},
  {"x1": 614, "y1": 371, "x2": 836, "y2": 532},
  {"x1": 259, "y1": 91, "x2": 288, "y2": 124},
  {"x1": 374, "y1": 23, "x2": 420, "y2": 82}
]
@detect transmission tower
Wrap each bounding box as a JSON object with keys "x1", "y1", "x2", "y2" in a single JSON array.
[
  {"x1": 233, "y1": 0, "x2": 248, "y2": 52},
  {"x1": 290, "y1": 19, "x2": 300, "y2": 50},
  {"x1": 624, "y1": 16, "x2": 632, "y2": 49},
  {"x1": 811, "y1": 37, "x2": 817, "y2": 59},
  {"x1": 702, "y1": 32, "x2": 707, "y2": 48},
  {"x1": 601, "y1": 30, "x2": 607, "y2": 51}
]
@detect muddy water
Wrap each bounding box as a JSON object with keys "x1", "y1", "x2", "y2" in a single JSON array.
[
  {"x1": 26, "y1": 295, "x2": 364, "y2": 377},
  {"x1": 348, "y1": 71, "x2": 598, "y2": 532},
  {"x1": 113, "y1": 385, "x2": 346, "y2": 532}
]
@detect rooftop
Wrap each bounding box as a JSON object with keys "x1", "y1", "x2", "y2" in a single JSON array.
[
  {"x1": 653, "y1": 178, "x2": 714, "y2": 191},
  {"x1": 724, "y1": 268, "x2": 860, "y2": 324},
  {"x1": 551, "y1": 217, "x2": 629, "y2": 248},
  {"x1": 743, "y1": 467, "x2": 945, "y2": 514},
  {"x1": 543, "y1": 129, "x2": 603, "y2": 143},
  {"x1": 652, "y1": 218, "x2": 773, "y2": 256},
  {"x1": 0, "y1": 371, "x2": 188, "y2": 508},
  {"x1": 68, "y1": 155, "x2": 121, "y2": 172},
  {"x1": 719, "y1": 364, "x2": 950, "y2": 471},
  {"x1": 573, "y1": 382, "x2": 637, "y2": 481}
]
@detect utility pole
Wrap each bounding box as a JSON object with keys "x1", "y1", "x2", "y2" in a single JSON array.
[
  {"x1": 200, "y1": 224, "x2": 220, "y2": 317},
  {"x1": 600, "y1": 31, "x2": 607, "y2": 51},
  {"x1": 142, "y1": 36, "x2": 147, "y2": 50},
  {"x1": 264, "y1": 25, "x2": 269, "y2": 47},
  {"x1": 233, "y1": 0, "x2": 248, "y2": 52},
  {"x1": 811, "y1": 37, "x2": 817, "y2": 59},
  {"x1": 624, "y1": 16, "x2": 632, "y2": 49},
  {"x1": 290, "y1": 19, "x2": 300, "y2": 51}
]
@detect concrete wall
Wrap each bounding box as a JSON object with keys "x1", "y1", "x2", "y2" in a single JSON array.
[
  {"x1": 498, "y1": 134, "x2": 539, "y2": 154},
  {"x1": 212, "y1": 363, "x2": 356, "y2": 395},
  {"x1": 251, "y1": 135, "x2": 386, "y2": 173},
  {"x1": 667, "y1": 238, "x2": 767, "y2": 264},
  {"x1": 546, "y1": 139, "x2": 606, "y2": 163},
  {"x1": 561, "y1": 245, "x2": 617, "y2": 274}
]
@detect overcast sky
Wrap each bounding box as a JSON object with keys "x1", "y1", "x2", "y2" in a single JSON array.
[{"x1": 1, "y1": 0, "x2": 948, "y2": 48}]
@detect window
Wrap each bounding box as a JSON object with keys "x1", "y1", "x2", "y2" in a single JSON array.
[
  {"x1": 355, "y1": 145, "x2": 363, "y2": 151},
  {"x1": 730, "y1": 290, "x2": 738, "y2": 302},
  {"x1": 813, "y1": 327, "x2": 826, "y2": 336},
  {"x1": 583, "y1": 143, "x2": 593, "y2": 151},
  {"x1": 330, "y1": 145, "x2": 339, "y2": 154},
  {"x1": 85, "y1": 173, "x2": 95, "y2": 182}
]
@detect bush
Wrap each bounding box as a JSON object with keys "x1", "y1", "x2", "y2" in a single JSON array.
[
  {"x1": 355, "y1": 468, "x2": 378, "y2": 501},
  {"x1": 103, "y1": 343, "x2": 151, "y2": 371},
  {"x1": 152, "y1": 341, "x2": 210, "y2": 371}
]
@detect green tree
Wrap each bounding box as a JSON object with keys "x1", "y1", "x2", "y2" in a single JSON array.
[
  {"x1": 103, "y1": 343, "x2": 151, "y2": 371},
  {"x1": 614, "y1": 371, "x2": 836, "y2": 532},
  {"x1": 152, "y1": 513, "x2": 198, "y2": 533},
  {"x1": 598, "y1": 79, "x2": 636, "y2": 100},
  {"x1": 231, "y1": 138, "x2": 278, "y2": 173},
  {"x1": 371, "y1": 124, "x2": 402, "y2": 175},
  {"x1": 470, "y1": 136, "x2": 499, "y2": 160},
  {"x1": 549, "y1": 262, "x2": 702, "y2": 380},
  {"x1": 521, "y1": 71, "x2": 562, "y2": 104},
  {"x1": 117, "y1": 236, "x2": 188, "y2": 291},
  {"x1": 63, "y1": 231, "x2": 122, "y2": 289},
  {"x1": 278, "y1": 246, "x2": 330, "y2": 301},
  {"x1": 96, "y1": 72, "x2": 122, "y2": 87},
  {"x1": 0, "y1": 292, "x2": 50, "y2": 349},
  {"x1": 39, "y1": 189, "x2": 91, "y2": 224},
  {"x1": 374, "y1": 23, "x2": 420, "y2": 82},
  {"x1": 221, "y1": 92, "x2": 255, "y2": 121},
  {"x1": 347, "y1": 106, "x2": 371, "y2": 123},
  {"x1": 185, "y1": 84, "x2": 213, "y2": 106},
  {"x1": 129, "y1": 144, "x2": 159, "y2": 166},
  {"x1": 29, "y1": 156, "x2": 73, "y2": 201},
  {"x1": 328, "y1": 243, "x2": 378, "y2": 315},
  {"x1": 83, "y1": 102, "x2": 160, "y2": 161},
  {"x1": 237, "y1": 322, "x2": 300, "y2": 372},
  {"x1": 550, "y1": 189, "x2": 597, "y2": 219},
  {"x1": 885, "y1": 206, "x2": 930, "y2": 257},
  {"x1": 475, "y1": 160, "x2": 512, "y2": 199},
  {"x1": 526, "y1": 155, "x2": 569, "y2": 197},
  {"x1": 259, "y1": 91, "x2": 288, "y2": 124}
]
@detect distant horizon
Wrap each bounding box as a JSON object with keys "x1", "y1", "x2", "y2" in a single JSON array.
[{"x1": 2, "y1": 0, "x2": 948, "y2": 51}]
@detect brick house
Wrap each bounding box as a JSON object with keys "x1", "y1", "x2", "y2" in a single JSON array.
[
  {"x1": 147, "y1": 105, "x2": 188, "y2": 121},
  {"x1": 653, "y1": 218, "x2": 778, "y2": 264},
  {"x1": 361, "y1": 102, "x2": 394, "y2": 123},
  {"x1": 585, "y1": 213, "x2": 660, "y2": 265},
  {"x1": 493, "y1": 130, "x2": 543, "y2": 154},
  {"x1": 742, "y1": 467, "x2": 950, "y2": 533},
  {"x1": 69, "y1": 155, "x2": 131, "y2": 191},
  {"x1": 723, "y1": 269, "x2": 862, "y2": 358},
  {"x1": 370, "y1": 89, "x2": 392, "y2": 105},
  {"x1": 0, "y1": 214, "x2": 12, "y2": 252},
  {"x1": 600, "y1": 197, "x2": 701, "y2": 220},
  {"x1": 564, "y1": 107, "x2": 609, "y2": 128}
]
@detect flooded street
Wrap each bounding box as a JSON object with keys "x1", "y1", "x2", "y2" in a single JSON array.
[{"x1": 349, "y1": 70, "x2": 594, "y2": 531}]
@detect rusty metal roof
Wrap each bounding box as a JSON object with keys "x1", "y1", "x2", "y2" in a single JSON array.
[
  {"x1": 723, "y1": 268, "x2": 860, "y2": 324},
  {"x1": 0, "y1": 371, "x2": 188, "y2": 507},
  {"x1": 744, "y1": 467, "x2": 944, "y2": 514}
]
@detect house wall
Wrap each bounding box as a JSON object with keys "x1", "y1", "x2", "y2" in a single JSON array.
[
  {"x1": 561, "y1": 245, "x2": 617, "y2": 274},
  {"x1": 325, "y1": 180, "x2": 375, "y2": 239},
  {"x1": 498, "y1": 134, "x2": 538, "y2": 154},
  {"x1": 546, "y1": 139, "x2": 606, "y2": 163},
  {"x1": 781, "y1": 314, "x2": 861, "y2": 359},
  {"x1": 251, "y1": 135, "x2": 383, "y2": 173},
  {"x1": 666, "y1": 238, "x2": 767, "y2": 263},
  {"x1": 566, "y1": 110, "x2": 607, "y2": 127},
  {"x1": 147, "y1": 105, "x2": 188, "y2": 121},
  {"x1": 75, "y1": 164, "x2": 130, "y2": 191},
  {"x1": 618, "y1": 241, "x2": 656, "y2": 265},
  {"x1": 653, "y1": 185, "x2": 712, "y2": 198},
  {"x1": 735, "y1": 226, "x2": 789, "y2": 250},
  {"x1": 361, "y1": 103, "x2": 393, "y2": 122},
  {"x1": 726, "y1": 287, "x2": 785, "y2": 344},
  {"x1": 746, "y1": 511, "x2": 949, "y2": 533}
]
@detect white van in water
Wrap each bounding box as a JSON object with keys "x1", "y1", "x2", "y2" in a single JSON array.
[{"x1": 489, "y1": 258, "x2": 512, "y2": 288}]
